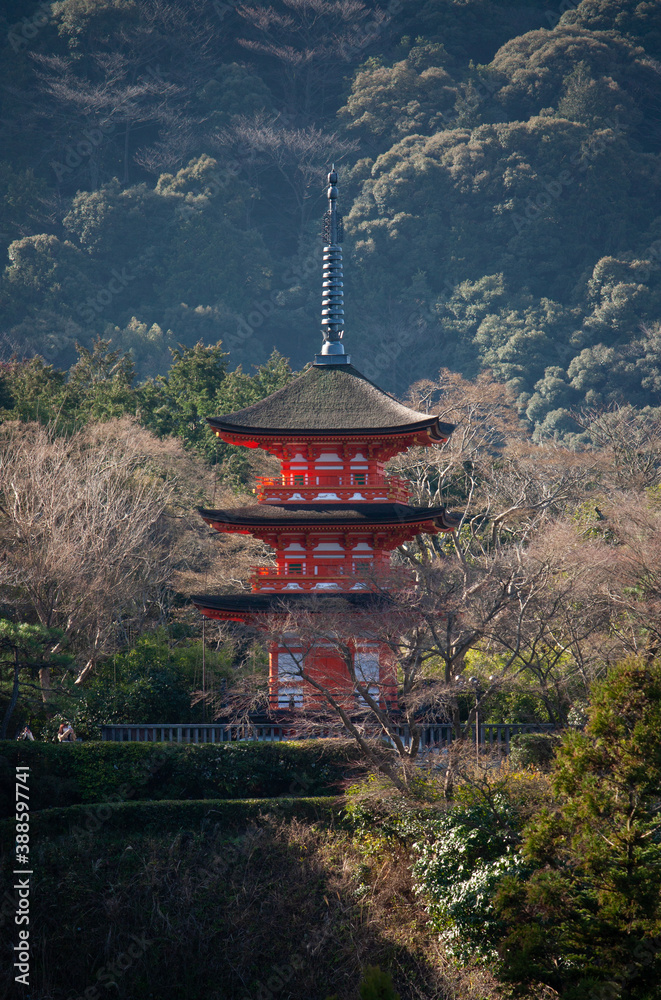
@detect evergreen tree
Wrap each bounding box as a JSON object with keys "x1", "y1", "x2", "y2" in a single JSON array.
[{"x1": 495, "y1": 659, "x2": 661, "y2": 998}]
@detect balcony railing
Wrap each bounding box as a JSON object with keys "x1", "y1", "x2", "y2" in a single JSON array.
[
  {"x1": 250, "y1": 564, "x2": 415, "y2": 591},
  {"x1": 255, "y1": 473, "x2": 410, "y2": 504}
]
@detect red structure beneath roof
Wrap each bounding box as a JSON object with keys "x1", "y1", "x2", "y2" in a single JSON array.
[
  {"x1": 192, "y1": 168, "x2": 456, "y2": 714},
  {"x1": 192, "y1": 364, "x2": 456, "y2": 711}
]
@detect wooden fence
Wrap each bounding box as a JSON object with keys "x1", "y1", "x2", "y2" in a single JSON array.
[{"x1": 100, "y1": 722, "x2": 558, "y2": 752}]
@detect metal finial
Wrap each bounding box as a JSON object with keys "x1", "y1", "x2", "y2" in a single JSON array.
[{"x1": 316, "y1": 163, "x2": 350, "y2": 365}]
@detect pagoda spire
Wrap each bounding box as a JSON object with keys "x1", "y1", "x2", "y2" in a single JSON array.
[{"x1": 316, "y1": 164, "x2": 350, "y2": 365}]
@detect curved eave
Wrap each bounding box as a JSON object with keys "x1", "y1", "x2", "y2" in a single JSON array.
[
  {"x1": 191, "y1": 591, "x2": 395, "y2": 621},
  {"x1": 198, "y1": 506, "x2": 459, "y2": 533},
  {"x1": 207, "y1": 415, "x2": 454, "y2": 443}
]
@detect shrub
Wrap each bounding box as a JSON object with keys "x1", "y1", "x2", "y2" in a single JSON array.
[
  {"x1": 508, "y1": 731, "x2": 563, "y2": 770},
  {"x1": 411, "y1": 794, "x2": 532, "y2": 961},
  {"x1": 495, "y1": 658, "x2": 661, "y2": 998}
]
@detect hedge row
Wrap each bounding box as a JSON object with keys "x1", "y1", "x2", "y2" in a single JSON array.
[
  {"x1": 0, "y1": 795, "x2": 342, "y2": 840},
  {"x1": 0, "y1": 739, "x2": 364, "y2": 817}
]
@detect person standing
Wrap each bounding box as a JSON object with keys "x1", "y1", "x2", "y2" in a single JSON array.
[{"x1": 57, "y1": 721, "x2": 75, "y2": 742}]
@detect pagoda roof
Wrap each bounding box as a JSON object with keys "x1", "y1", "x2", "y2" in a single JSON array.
[
  {"x1": 207, "y1": 363, "x2": 454, "y2": 440},
  {"x1": 191, "y1": 592, "x2": 394, "y2": 615},
  {"x1": 199, "y1": 502, "x2": 459, "y2": 530}
]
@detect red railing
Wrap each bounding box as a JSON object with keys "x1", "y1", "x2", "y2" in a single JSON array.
[
  {"x1": 255, "y1": 473, "x2": 410, "y2": 503},
  {"x1": 250, "y1": 564, "x2": 415, "y2": 590},
  {"x1": 252, "y1": 565, "x2": 350, "y2": 579}
]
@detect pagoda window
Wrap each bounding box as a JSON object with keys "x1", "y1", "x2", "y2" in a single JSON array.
[
  {"x1": 277, "y1": 653, "x2": 303, "y2": 708},
  {"x1": 352, "y1": 473, "x2": 366, "y2": 486},
  {"x1": 287, "y1": 563, "x2": 304, "y2": 575},
  {"x1": 352, "y1": 559, "x2": 371, "y2": 576},
  {"x1": 355, "y1": 649, "x2": 381, "y2": 705},
  {"x1": 293, "y1": 474, "x2": 305, "y2": 487}
]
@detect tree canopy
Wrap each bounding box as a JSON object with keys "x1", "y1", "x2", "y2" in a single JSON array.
[{"x1": 1, "y1": 0, "x2": 661, "y2": 437}]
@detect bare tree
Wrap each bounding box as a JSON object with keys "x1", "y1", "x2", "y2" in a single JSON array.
[
  {"x1": 0, "y1": 419, "x2": 179, "y2": 692},
  {"x1": 31, "y1": 51, "x2": 184, "y2": 187},
  {"x1": 592, "y1": 491, "x2": 661, "y2": 659},
  {"x1": 234, "y1": 540, "x2": 581, "y2": 796},
  {"x1": 20, "y1": 0, "x2": 219, "y2": 188},
  {"x1": 236, "y1": 0, "x2": 389, "y2": 120},
  {"x1": 581, "y1": 403, "x2": 661, "y2": 490},
  {"x1": 214, "y1": 111, "x2": 357, "y2": 231}
]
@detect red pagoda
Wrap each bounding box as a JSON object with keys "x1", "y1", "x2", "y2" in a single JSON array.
[{"x1": 193, "y1": 167, "x2": 456, "y2": 712}]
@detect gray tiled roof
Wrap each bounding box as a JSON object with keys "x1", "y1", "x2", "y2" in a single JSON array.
[
  {"x1": 191, "y1": 592, "x2": 394, "y2": 613},
  {"x1": 199, "y1": 503, "x2": 459, "y2": 528},
  {"x1": 208, "y1": 363, "x2": 454, "y2": 438}
]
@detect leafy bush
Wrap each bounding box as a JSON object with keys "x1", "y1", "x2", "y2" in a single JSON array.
[
  {"x1": 494, "y1": 658, "x2": 661, "y2": 998},
  {"x1": 411, "y1": 794, "x2": 532, "y2": 960},
  {"x1": 36, "y1": 632, "x2": 240, "y2": 740},
  {"x1": 508, "y1": 731, "x2": 563, "y2": 770}
]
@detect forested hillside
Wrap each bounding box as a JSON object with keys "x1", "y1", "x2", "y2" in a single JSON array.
[{"x1": 2, "y1": 0, "x2": 661, "y2": 437}]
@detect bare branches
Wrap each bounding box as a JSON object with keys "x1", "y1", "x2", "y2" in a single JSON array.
[
  {"x1": 0, "y1": 419, "x2": 179, "y2": 677},
  {"x1": 235, "y1": 0, "x2": 388, "y2": 118},
  {"x1": 580, "y1": 403, "x2": 661, "y2": 489},
  {"x1": 214, "y1": 111, "x2": 357, "y2": 226}
]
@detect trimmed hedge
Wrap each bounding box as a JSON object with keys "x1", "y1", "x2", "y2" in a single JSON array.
[
  {"x1": 0, "y1": 795, "x2": 341, "y2": 840},
  {"x1": 0, "y1": 739, "x2": 363, "y2": 817}
]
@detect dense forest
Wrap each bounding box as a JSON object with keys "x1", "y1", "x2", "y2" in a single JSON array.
[{"x1": 1, "y1": 0, "x2": 661, "y2": 438}]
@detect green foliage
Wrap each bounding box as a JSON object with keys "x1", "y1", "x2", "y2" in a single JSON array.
[
  {"x1": 42, "y1": 631, "x2": 237, "y2": 739},
  {"x1": 340, "y1": 43, "x2": 456, "y2": 155},
  {"x1": 0, "y1": 356, "x2": 67, "y2": 422},
  {"x1": 2, "y1": 0, "x2": 661, "y2": 438},
  {"x1": 359, "y1": 965, "x2": 400, "y2": 1000},
  {"x1": 560, "y1": 0, "x2": 661, "y2": 61},
  {"x1": 0, "y1": 795, "x2": 339, "y2": 840},
  {"x1": 411, "y1": 794, "x2": 532, "y2": 960},
  {"x1": 508, "y1": 732, "x2": 563, "y2": 770},
  {"x1": 0, "y1": 739, "x2": 363, "y2": 816},
  {"x1": 0, "y1": 338, "x2": 293, "y2": 475},
  {"x1": 495, "y1": 658, "x2": 661, "y2": 997},
  {"x1": 138, "y1": 342, "x2": 293, "y2": 464},
  {"x1": 0, "y1": 620, "x2": 72, "y2": 739}
]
